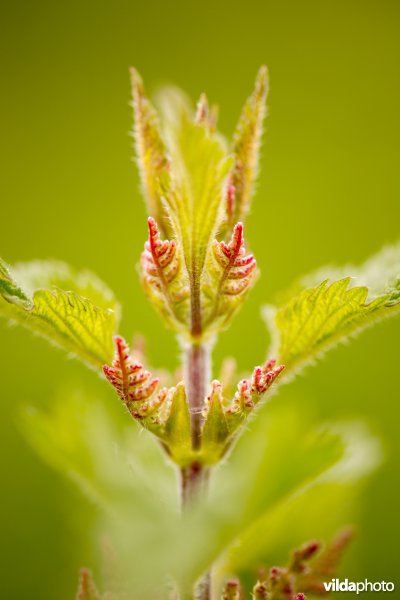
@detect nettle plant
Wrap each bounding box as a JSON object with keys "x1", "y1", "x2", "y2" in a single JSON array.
[{"x1": 1, "y1": 67, "x2": 400, "y2": 600}]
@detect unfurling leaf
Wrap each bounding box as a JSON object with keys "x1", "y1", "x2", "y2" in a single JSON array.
[
  {"x1": 200, "y1": 360, "x2": 284, "y2": 462},
  {"x1": 0, "y1": 258, "x2": 31, "y2": 306},
  {"x1": 223, "y1": 65, "x2": 269, "y2": 235},
  {"x1": 140, "y1": 217, "x2": 190, "y2": 333},
  {"x1": 103, "y1": 336, "x2": 168, "y2": 437},
  {"x1": 224, "y1": 359, "x2": 285, "y2": 434},
  {"x1": 140, "y1": 75, "x2": 231, "y2": 281},
  {"x1": 157, "y1": 120, "x2": 232, "y2": 338},
  {"x1": 0, "y1": 258, "x2": 119, "y2": 368},
  {"x1": 177, "y1": 404, "x2": 344, "y2": 591},
  {"x1": 297, "y1": 529, "x2": 353, "y2": 595},
  {"x1": 265, "y1": 275, "x2": 400, "y2": 376},
  {"x1": 76, "y1": 569, "x2": 100, "y2": 600},
  {"x1": 249, "y1": 533, "x2": 350, "y2": 599},
  {"x1": 103, "y1": 336, "x2": 194, "y2": 464},
  {"x1": 103, "y1": 336, "x2": 284, "y2": 465},
  {"x1": 130, "y1": 68, "x2": 171, "y2": 237},
  {"x1": 195, "y1": 93, "x2": 219, "y2": 132},
  {"x1": 221, "y1": 531, "x2": 350, "y2": 600},
  {"x1": 76, "y1": 567, "x2": 124, "y2": 600},
  {"x1": 221, "y1": 579, "x2": 243, "y2": 600},
  {"x1": 132, "y1": 69, "x2": 266, "y2": 340},
  {"x1": 202, "y1": 222, "x2": 258, "y2": 334}
]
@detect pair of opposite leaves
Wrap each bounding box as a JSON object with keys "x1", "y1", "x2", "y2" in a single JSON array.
[{"x1": 0, "y1": 68, "x2": 399, "y2": 463}]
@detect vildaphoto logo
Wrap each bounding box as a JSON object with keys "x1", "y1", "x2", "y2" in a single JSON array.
[{"x1": 323, "y1": 579, "x2": 395, "y2": 594}]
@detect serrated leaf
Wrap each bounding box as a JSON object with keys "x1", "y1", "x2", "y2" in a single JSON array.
[
  {"x1": 76, "y1": 569, "x2": 100, "y2": 600},
  {"x1": 103, "y1": 336, "x2": 170, "y2": 439},
  {"x1": 21, "y1": 384, "x2": 183, "y2": 597},
  {"x1": 140, "y1": 217, "x2": 190, "y2": 333},
  {"x1": 263, "y1": 243, "x2": 400, "y2": 375},
  {"x1": 202, "y1": 222, "x2": 258, "y2": 335},
  {"x1": 157, "y1": 113, "x2": 232, "y2": 337},
  {"x1": 140, "y1": 75, "x2": 233, "y2": 338},
  {"x1": 218, "y1": 421, "x2": 380, "y2": 584},
  {"x1": 132, "y1": 70, "x2": 267, "y2": 340},
  {"x1": 10, "y1": 259, "x2": 119, "y2": 313},
  {"x1": 224, "y1": 360, "x2": 285, "y2": 436},
  {"x1": 220, "y1": 579, "x2": 242, "y2": 600},
  {"x1": 298, "y1": 241, "x2": 400, "y2": 304},
  {"x1": 0, "y1": 258, "x2": 119, "y2": 368},
  {"x1": 172, "y1": 400, "x2": 344, "y2": 591},
  {"x1": 152, "y1": 79, "x2": 232, "y2": 282},
  {"x1": 265, "y1": 277, "x2": 400, "y2": 375},
  {"x1": 130, "y1": 68, "x2": 171, "y2": 237},
  {"x1": 224, "y1": 66, "x2": 269, "y2": 235},
  {"x1": 21, "y1": 385, "x2": 178, "y2": 515},
  {"x1": 0, "y1": 258, "x2": 31, "y2": 306}
]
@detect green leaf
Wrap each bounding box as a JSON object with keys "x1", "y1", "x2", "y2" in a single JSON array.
[
  {"x1": 21, "y1": 384, "x2": 181, "y2": 597},
  {"x1": 173, "y1": 411, "x2": 378, "y2": 594},
  {"x1": 153, "y1": 80, "x2": 232, "y2": 280},
  {"x1": 133, "y1": 70, "x2": 267, "y2": 340},
  {"x1": 21, "y1": 384, "x2": 178, "y2": 514},
  {"x1": 298, "y1": 240, "x2": 400, "y2": 304},
  {"x1": 218, "y1": 421, "x2": 381, "y2": 585},
  {"x1": 0, "y1": 258, "x2": 119, "y2": 368},
  {"x1": 130, "y1": 68, "x2": 171, "y2": 238},
  {"x1": 171, "y1": 399, "x2": 344, "y2": 590},
  {"x1": 201, "y1": 381, "x2": 230, "y2": 463},
  {"x1": 158, "y1": 109, "x2": 232, "y2": 300},
  {"x1": 0, "y1": 258, "x2": 31, "y2": 306},
  {"x1": 226, "y1": 65, "x2": 269, "y2": 234},
  {"x1": 264, "y1": 242, "x2": 400, "y2": 374},
  {"x1": 164, "y1": 382, "x2": 192, "y2": 464},
  {"x1": 103, "y1": 336, "x2": 196, "y2": 465},
  {"x1": 152, "y1": 79, "x2": 233, "y2": 338}
]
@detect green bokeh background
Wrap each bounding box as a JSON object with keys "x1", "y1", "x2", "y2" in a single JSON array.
[{"x1": 1, "y1": 0, "x2": 399, "y2": 598}]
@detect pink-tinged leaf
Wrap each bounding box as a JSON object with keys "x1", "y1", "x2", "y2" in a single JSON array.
[
  {"x1": 140, "y1": 217, "x2": 190, "y2": 333},
  {"x1": 221, "y1": 578, "x2": 243, "y2": 599},
  {"x1": 248, "y1": 531, "x2": 352, "y2": 599},
  {"x1": 298, "y1": 529, "x2": 354, "y2": 595},
  {"x1": 103, "y1": 336, "x2": 168, "y2": 434},
  {"x1": 203, "y1": 222, "x2": 258, "y2": 334},
  {"x1": 198, "y1": 360, "x2": 284, "y2": 460},
  {"x1": 76, "y1": 569, "x2": 100, "y2": 600},
  {"x1": 195, "y1": 93, "x2": 218, "y2": 131},
  {"x1": 225, "y1": 359, "x2": 285, "y2": 431},
  {"x1": 224, "y1": 174, "x2": 236, "y2": 226}
]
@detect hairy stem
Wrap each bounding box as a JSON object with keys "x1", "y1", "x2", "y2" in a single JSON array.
[
  {"x1": 184, "y1": 343, "x2": 210, "y2": 448},
  {"x1": 181, "y1": 341, "x2": 212, "y2": 599}
]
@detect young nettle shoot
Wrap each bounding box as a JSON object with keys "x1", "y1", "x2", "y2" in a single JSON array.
[{"x1": 1, "y1": 67, "x2": 399, "y2": 600}]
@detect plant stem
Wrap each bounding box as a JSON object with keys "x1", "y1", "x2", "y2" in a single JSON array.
[
  {"x1": 181, "y1": 461, "x2": 209, "y2": 507},
  {"x1": 181, "y1": 341, "x2": 212, "y2": 599},
  {"x1": 184, "y1": 343, "x2": 210, "y2": 449}
]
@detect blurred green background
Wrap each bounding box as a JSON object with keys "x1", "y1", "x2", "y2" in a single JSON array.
[{"x1": 1, "y1": 0, "x2": 399, "y2": 597}]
